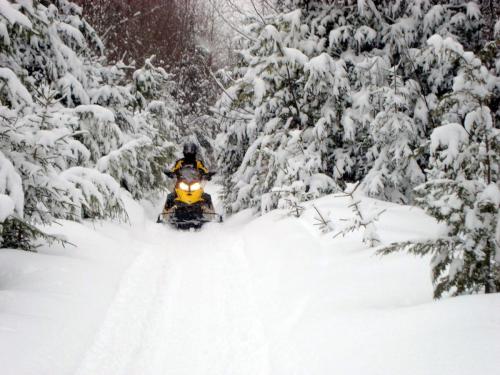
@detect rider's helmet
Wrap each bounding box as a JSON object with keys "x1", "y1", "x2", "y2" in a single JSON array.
[{"x1": 183, "y1": 142, "x2": 198, "y2": 159}]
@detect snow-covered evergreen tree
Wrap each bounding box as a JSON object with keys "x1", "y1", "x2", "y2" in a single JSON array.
[
  {"x1": 94, "y1": 58, "x2": 179, "y2": 199},
  {"x1": 0, "y1": 1, "x2": 180, "y2": 249},
  {"x1": 216, "y1": 9, "x2": 339, "y2": 214},
  {"x1": 170, "y1": 46, "x2": 220, "y2": 164},
  {"x1": 361, "y1": 72, "x2": 425, "y2": 203},
  {"x1": 381, "y1": 34, "x2": 500, "y2": 298},
  {"x1": 216, "y1": 0, "x2": 492, "y2": 214},
  {"x1": 0, "y1": 1, "x2": 124, "y2": 248}
]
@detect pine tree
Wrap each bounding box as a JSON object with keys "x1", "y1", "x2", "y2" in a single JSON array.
[
  {"x1": 93, "y1": 58, "x2": 179, "y2": 199},
  {"x1": 0, "y1": 0, "x2": 181, "y2": 249},
  {"x1": 171, "y1": 46, "x2": 220, "y2": 163},
  {"x1": 380, "y1": 34, "x2": 500, "y2": 298},
  {"x1": 216, "y1": 0, "x2": 491, "y2": 215},
  {"x1": 361, "y1": 70, "x2": 425, "y2": 203},
  {"x1": 216, "y1": 8, "x2": 339, "y2": 214}
]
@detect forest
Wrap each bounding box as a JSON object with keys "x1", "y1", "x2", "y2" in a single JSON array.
[{"x1": 0, "y1": 1, "x2": 499, "y2": 374}]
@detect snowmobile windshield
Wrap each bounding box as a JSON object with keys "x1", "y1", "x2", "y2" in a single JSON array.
[{"x1": 177, "y1": 166, "x2": 201, "y2": 182}]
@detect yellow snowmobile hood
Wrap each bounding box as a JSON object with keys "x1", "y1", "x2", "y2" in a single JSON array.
[{"x1": 175, "y1": 183, "x2": 204, "y2": 205}]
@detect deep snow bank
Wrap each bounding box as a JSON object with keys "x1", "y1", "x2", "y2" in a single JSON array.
[
  {"x1": 0, "y1": 195, "x2": 143, "y2": 375},
  {"x1": 0, "y1": 188, "x2": 499, "y2": 375}
]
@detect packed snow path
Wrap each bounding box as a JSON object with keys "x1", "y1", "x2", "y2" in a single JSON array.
[
  {"x1": 1, "y1": 191, "x2": 499, "y2": 375},
  {"x1": 75, "y1": 227, "x2": 270, "y2": 375}
]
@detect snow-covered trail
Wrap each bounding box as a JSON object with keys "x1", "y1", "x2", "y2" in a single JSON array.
[
  {"x1": 2, "y1": 190, "x2": 500, "y2": 375},
  {"x1": 75, "y1": 223, "x2": 270, "y2": 375}
]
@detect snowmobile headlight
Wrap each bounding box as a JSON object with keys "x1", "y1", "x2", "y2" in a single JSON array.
[
  {"x1": 190, "y1": 182, "x2": 201, "y2": 191},
  {"x1": 179, "y1": 182, "x2": 190, "y2": 191}
]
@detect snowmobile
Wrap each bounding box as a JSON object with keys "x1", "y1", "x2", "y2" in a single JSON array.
[{"x1": 157, "y1": 166, "x2": 222, "y2": 229}]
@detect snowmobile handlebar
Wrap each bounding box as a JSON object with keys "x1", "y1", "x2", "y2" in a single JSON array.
[
  {"x1": 206, "y1": 171, "x2": 216, "y2": 181},
  {"x1": 163, "y1": 169, "x2": 215, "y2": 180}
]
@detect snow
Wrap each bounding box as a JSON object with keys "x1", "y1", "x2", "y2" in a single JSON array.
[
  {"x1": 423, "y1": 5, "x2": 444, "y2": 31},
  {"x1": 0, "y1": 0, "x2": 32, "y2": 29},
  {"x1": 464, "y1": 106, "x2": 492, "y2": 133},
  {"x1": 261, "y1": 24, "x2": 281, "y2": 42},
  {"x1": 427, "y1": 34, "x2": 464, "y2": 57},
  {"x1": 307, "y1": 173, "x2": 336, "y2": 195},
  {"x1": 465, "y1": 1, "x2": 481, "y2": 20},
  {"x1": 329, "y1": 25, "x2": 352, "y2": 46},
  {"x1": 354, "y1": 25, "x2": 377, "y2": 46},
  {"x1": 282, "y1": 9, "x2": 301, "y2": 26},
  {"x1": 58, "y1": 73, "x2": 91, "y2": 106},
  {"x1": 0, "y1": 187, "x2": 499, "y2": 375},
  {"x1": 75, "y1": 105, "x2": 115, "y2": 123},
  {"x1": 0, "y1": 216, "x2": 137, "y2": 375},
  {"x1": 253, "y1": 76, "x2": 266, "y2": 105},
  {"x1": 57, "y1": 22, "x2": 86, "y2": 49},
  {"x1": 306, "y1": 53, "x2": 332, "y2": 76},
  {"x1": 96, "y1": 137, "x2": 150, "y2": 173},
  {"x1": 430, "y1": 123, "x2": 468, "y2": 165},
  {"x1": 0, "y1": 194, "x2": 15, "y2": 222},
  {"x1": 59, "y1": 167, "x2": 123, "y2": 219},
  {"x1": 479, "y1": 183, "x2": 500, "y2": 207},
  {"x1": 283, "y1": 47, "x2": 308, "y2": 66},
  {"x1": 0, "y1": 150, "x2": 24, "y2": 218},
  {"x1": 357, "y1": 0, "x2": 367, "y2": 16},
  {"x1": 0, "y1": 67, "x2": 33, "y2": 108},
  {"x1": 0, "y1": 21, "x2": 10, "y2": 45}
]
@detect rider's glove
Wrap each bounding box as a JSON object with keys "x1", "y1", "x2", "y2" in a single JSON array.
[{"x1": 164, "y1": 169, "x2": 175, "y2": 178}]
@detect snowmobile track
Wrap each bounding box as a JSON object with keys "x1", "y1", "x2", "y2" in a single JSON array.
[{"x1": 74, "y1": 228, "x2": 270, "y2": 375}]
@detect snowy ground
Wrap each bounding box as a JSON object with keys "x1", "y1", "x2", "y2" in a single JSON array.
[{"x1": 1, "y1": 185, "x2": 499, "y2": 375}]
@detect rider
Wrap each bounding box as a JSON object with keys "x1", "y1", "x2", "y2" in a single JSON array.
[
  {"x1": 164, "y1": 142, "x2": 213, "y2": 212},
  {"x1": 171, "y1": 142, "x2": 209, "y2": 176}
]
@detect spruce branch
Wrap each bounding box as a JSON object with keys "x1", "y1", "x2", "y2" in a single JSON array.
[
  {"x1": 286, "y1": 199, "x2": 305, "y2": 218},
  {"x1": 312, "y1": 204, "x2": 333, "y2": 233},
  {"x1": 332, "y1": 182, "x2": 385, "y2": 246},
  {"x1": 1, "y1": 217, "x2": 74, "y2": 252}
]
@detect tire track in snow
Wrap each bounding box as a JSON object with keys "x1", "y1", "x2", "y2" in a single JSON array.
[
  {"x1": 74, "y1": 227, "x2": 270, "y2": 375},
  {"x1": 74, "y1": 246, "x2": 170, "y2": 375},
  {"x1": 127, "y1": 231, "x2": 270, "y2": 375}
]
